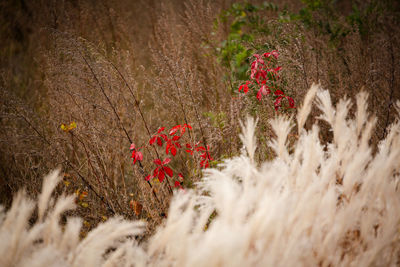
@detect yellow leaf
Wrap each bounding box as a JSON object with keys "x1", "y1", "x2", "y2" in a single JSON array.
[
  {"x1": 70, "y1": 121, "x2": 77, "y2": 129},
  {"x1": 80, "y1": 202, "x2": 89, "y2": 208},
  {"x1": 60, "y1": 121, "x2": 77, "y2": 132}
]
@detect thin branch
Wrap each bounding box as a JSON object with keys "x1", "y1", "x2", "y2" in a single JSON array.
[
  {"x1": 79, "y1": 48, "x2": 166, "y2": 199},
  {"x1": 80, "y1": 53, "x2": 133, "y2": 144}
]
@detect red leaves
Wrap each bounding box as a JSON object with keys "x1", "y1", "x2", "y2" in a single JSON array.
[
  {"x1": 256, "y1": 85, "x2": 271, "y2": 101},
  {"x1": 185, "y1": 142, "x2": 213, "y2": 169},
  {"x1": 174, "y1": 181, "x2": 182, "y2": 188},
  {"x1": 131, "y1": 150, "x2": 143, "y2": 164},
  {"x1": 274, "y1": 95, "x2": 295, "y2": 111},
  {"x1": 130, "y1": 143, "x2": 143, "y2": 165},
  {"x1": 185, "y1": 143, "x2": 194, "y2": 155},
  {"x1": 274, "y1": 66, "x2": 282, "y2": 72},
  {"x1": 238, "y1": 81, "x2": 252, "y2": 94},
  {"x1": 174, "y1": 173, "x2": 184, "y2": 189},
  {"x1": 169, "y1": 125, "x2": 181, "y2": 135},
  {"x1": 149, "y1": 127, "x2": 168, "y2": 147},
  {"x1": 166, "y1": 140, "x2": 179, "y2": 156},
  {"x1": 263, "y1": 50, "x2": 279, "y2": 59},
  {"x1": 169, "y1": 124, "x2": 192, "y2": 136},
  {"x1": 164, "y1": 166, "x2": 173, "y2": 177},
  {"x1": 272, "y1": 89, "x2": 295, "y2": 110},
  {"x1": 150, "y1": 158, "x2": 173, "y2": 182},
  {"x1": 199, "y1": 149, "x2": 213, "y2": 168},
  {"x1": 157, "y1": 137, "x2": 163, "y2": 146},
  {"x1": 239, "y1": 51, "x2": 283, "y2": 99},
  {"x1": 162, "y1": 158, "x2": 171, "y2": 165},
  {"x1": 165, "y1": 124, "x2": 191, "y2": 156},
  {"x1": 145, "y1": 174, "x2": 152, "y2": 181},
  {"x1": 157, "y1": 127, "x2": 165, "y2": 133},
  {"x1": 133, "y1": 122, "x2": 212, "y2": 185},
  {"x1": 149, "y1": 136, "x2": 155, "y2": 145},
  {"x1": 237, "y1": 50, "x2": 295, "y2": 110},
  {"x1": 287, "y1": 96, "x2": 295, "y2": 108},
  {"x1": 149, "y1": 134, "x2": 168, "y2": 146}
]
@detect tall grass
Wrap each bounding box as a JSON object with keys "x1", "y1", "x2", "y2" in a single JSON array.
[{"x1": 2, "y1": 85, "x2": 400, "y2": 266}]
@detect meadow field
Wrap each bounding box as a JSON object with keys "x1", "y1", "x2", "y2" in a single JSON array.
[{"x1": 1, "y1": 0, "x2": 400, "y2": 265}]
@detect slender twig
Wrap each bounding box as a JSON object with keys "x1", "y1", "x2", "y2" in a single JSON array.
[
  {"x1": 101, "y1": 52, "x2": 174, "y2": 194},
  {"x1": 17, "y1": 112, "x2": 120, "y2": 216},
  {"x1": 184, "y1": 80, "x2": 212, "y2": 163},
  {"x1": 65, "y1": 160, "x2": 118, "y2": 216},
  {"x1": 79, "y1": 49, "x2": 166, "y2": 199},
  {"x1": 156, "y1": 50, "x2": 193, "y2": 139},
  {"x1": 14, "y1": 108, "x2": 51, "y2": 146},
  {"x1": 80, "y1": 54, "x2": 133, "y2": 144},
  {"x1": 297, "y1": 39, "x2": 309, "y2": 89}
]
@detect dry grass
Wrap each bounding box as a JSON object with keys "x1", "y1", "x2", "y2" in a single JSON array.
[
  {"x1": 1, "y1": 0, "x2": 399, "y2": 236},
  {"x1": 1, "y1": 85, "x2": 400, "y2": 266}
]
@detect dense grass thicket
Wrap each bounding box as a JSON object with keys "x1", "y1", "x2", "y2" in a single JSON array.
[
  {"x1": 1, "y1": 0, "x2": 400, "y2": 262},
  {"x1": 2, "y1": 85, "x2": 400, "y2": 266}
]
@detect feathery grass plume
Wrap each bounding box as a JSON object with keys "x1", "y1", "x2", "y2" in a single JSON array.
[
  {"x1": 268, "y1": 115, "x2": 293, "y2": 162},
  {"x1": 143, "y1": 86, "x2": 400, "y2": 266},
  {"x1": 0, "y1": 169, "x2": 146, "y2": 267},
  {"x1": 297, "y1": 82, "x2": 319, "y2": 133},
  {"x1": 239, "y1": 116, "x2": 258, "y2": 162},
  {"x1": 1, "y1": 86, "x2": 400, "y2": 266}
]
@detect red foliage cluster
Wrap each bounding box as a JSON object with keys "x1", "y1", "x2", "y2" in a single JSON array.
[
  {"x1": 239, "y1": 50, "x2": 295, "y2": 111},
  {"x1": 130, "y1": 124, "x2": 212, "y2": 188},
  {"x1": 186, "y1": 142, "x2": 213, "y2": 168}
]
